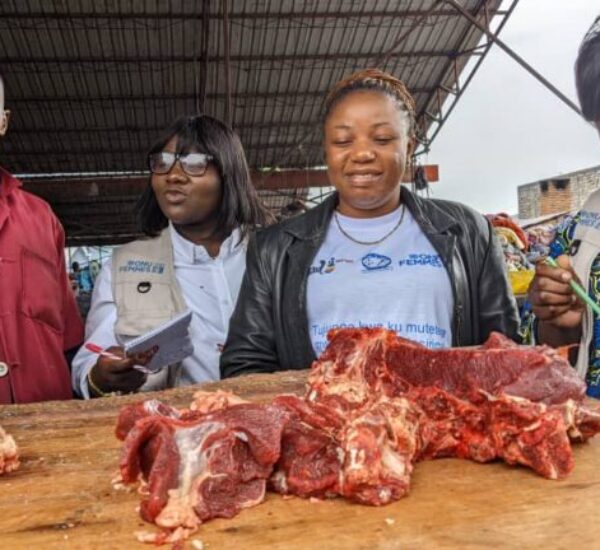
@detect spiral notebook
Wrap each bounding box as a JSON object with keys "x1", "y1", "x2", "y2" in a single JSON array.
[{"x1": 124, "y1": 309, "x2": 194, "y2": 373}]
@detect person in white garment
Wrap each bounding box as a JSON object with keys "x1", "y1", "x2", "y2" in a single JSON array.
[
  {"x1": 524, "y1": 15, "x2": 600, "y2": 397},
  {"x1": 221, "y1": 69, "x2": 519, "y2": 378},
  {"x1": 72, "y1": 114, "x2": 270, "y2": 397}
]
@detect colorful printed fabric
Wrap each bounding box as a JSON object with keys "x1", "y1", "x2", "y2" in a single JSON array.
[{"x1": 520, "y1": 213, "x2": 600, "y2": 398}]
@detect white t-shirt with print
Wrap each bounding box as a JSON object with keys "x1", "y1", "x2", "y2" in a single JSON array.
[{"x1": 306, "y1": 205, "x2": 454, "y2": 355}]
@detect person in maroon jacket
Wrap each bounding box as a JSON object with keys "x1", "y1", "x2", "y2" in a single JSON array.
[{"x1": 0, "y1": 72, "x2": 83, "y2": 403}]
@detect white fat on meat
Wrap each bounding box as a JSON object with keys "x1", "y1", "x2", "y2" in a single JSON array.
[
  {"x1": 346, "y1": 446, "x2": 366, "y2": 471},
  {"x1": 234, "y1": 431, "x2": 249, "y2": 442},
  {"x1": 308, "y1": 332, "x2": 390, "y2": 406},
  {"x1": 154, "y1": 422, "x2": 225, "y2": 531},
  {"x1": 143, "y1": 400, "x2": 165, "y2": 415},
  {"x1": 135, "y1": 525, "x2": 196, "y2": 545},
  {"x1": 380, "y1": 444, "x2": 408, "y2": 479},
  {"x1": 0, "y1": 425, "x2": 19, "y2": 474},
  {"x1": 190, "y1": 390, "x2": 248, "y2": 413},
  {"x1": 270, "y1": 470, "x2": 289, "y2": 493},
  {"x1": 561, "y1": 400, "x2": 582, "y2": 439}
]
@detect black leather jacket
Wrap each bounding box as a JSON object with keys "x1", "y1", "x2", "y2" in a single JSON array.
[{"x1": 221, "y1": 188, "x2": 519, "y2": 378}]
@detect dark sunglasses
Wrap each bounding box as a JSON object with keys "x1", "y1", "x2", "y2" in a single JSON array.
[{"x1": 148, "y1": 151, "x2": 214, "y2": 177}]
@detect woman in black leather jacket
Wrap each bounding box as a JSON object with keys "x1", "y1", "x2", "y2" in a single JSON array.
[{"x1": 221, "y1": 69, "x2": 518, "y2": 378}]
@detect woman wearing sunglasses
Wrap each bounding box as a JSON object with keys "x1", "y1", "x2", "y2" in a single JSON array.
[{"x1": 72, "y1": 114, "x2": 269, "y2": 397}]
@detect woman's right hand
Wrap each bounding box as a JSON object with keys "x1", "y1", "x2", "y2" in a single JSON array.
[
  {"x1": 528, "y1": 254, "x2": 585, "y2": 329},
  {"x1": 88, "y1": 346, "x2": 148, "y2": 395}
]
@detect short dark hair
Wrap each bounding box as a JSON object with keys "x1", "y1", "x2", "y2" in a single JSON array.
[
  {"x1": 576, "y1": 17, "x2": 600, "y2": 122},
  {"x1": 136, "y1": 114, "x2": 270, "y2": 240}
]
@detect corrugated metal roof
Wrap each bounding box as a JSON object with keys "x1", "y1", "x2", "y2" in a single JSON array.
[{"x1": 0, "y1": 0, "x2": 516, "y2": 176}]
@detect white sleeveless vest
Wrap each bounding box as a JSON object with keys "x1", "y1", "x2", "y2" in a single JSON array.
[
  {"x1": 111, "y1": 228, "x2": 187, "y2": 391},
  {"x1": 569, "y1": 188, "x2": 600, "y2": 379}
]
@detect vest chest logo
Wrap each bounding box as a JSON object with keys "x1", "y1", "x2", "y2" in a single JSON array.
[{"x1": 118, "y1": 260, "x2": 166, "y2": 274}]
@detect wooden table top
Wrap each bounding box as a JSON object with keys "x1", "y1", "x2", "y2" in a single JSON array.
[{"x1": 0, "y1": 371, "x2": 598, "y2": 549}]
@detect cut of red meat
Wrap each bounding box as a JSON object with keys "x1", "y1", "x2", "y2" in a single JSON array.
[
  {"x1": 120, "y1": 416, "x2": 181, "y2": 523},
  {"x1": 486, "y1": 395, "x2": 573, "y2": 479},
  {"x1": 270, "y1": 395, "x2": 342, "y2": 498},
  {"x1": 338, "y1": 397, "x2": 423, "y2": 505},
  {"x1": 309, "y1": 328, "x2": 586, "y2": 405},
  {"x1": 569, "y1": 401, "x2": 600, "y2": 440},
  {"x1": 115, "y1": 399, "x2": 183, "y2": 441},
  {"x1": 411, "y1": 388, "x2": 576, "y2": 479},
  {"x1": 386, "y1": 332, "x2": 586, "y2": 405},
  {"x1": 117, "y1": 402, "x2": 290, "y2": 543},
  {"x1": 409, "y1": 387, "x2": 497, "y2": 463},
  {"x1": 307, "y1": 328, "x2": 407, "y2": 408}
]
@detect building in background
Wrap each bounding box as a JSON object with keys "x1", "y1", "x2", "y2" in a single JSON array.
[{"x1": 518, "y1": 165, "x2": 600, "y2": 219}]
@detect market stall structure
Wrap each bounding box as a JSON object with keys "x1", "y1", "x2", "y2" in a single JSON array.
[
  {"x1": 4, "y1": 1, "x2": 598, "y2": 548},
  {"x1": 0, "y1": 0, "x2": 527, "y2": 246}
]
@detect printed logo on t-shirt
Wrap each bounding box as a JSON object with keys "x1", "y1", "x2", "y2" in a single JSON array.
[
  {"x1": 308, "y1": 257, "x2": 354, "y2": 276},
  {"x1": 398, "y1": 254, "x2": 443, "y2": 268},
  {"x1": 361, "y1": 253, "x2": 392, "y2": 272}
]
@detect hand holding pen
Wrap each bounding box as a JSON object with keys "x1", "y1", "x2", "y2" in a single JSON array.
[
  {"x1": 528, "y1": 254, "x2": 588, "y2": 330},
  {"x1": 545, "y1": 256, "x2": 600, "y2": 316},
  {"x1": 85, "y1": 343, "x2": 157, "y2": 396}
]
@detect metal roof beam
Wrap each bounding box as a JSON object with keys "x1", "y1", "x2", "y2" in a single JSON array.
[
  {"x1": 20, "y1": 169, "x2": 333, "y2": 196},
  {"x1": 444, "y1": 0, "x2": 581, "y2": 116},
  {"x1": 0, "y1": 50, "x2": 477, "y2": 65},
  {"x1": 4, "y1": 86, "x2": 433, "y2": 105},
  {"x1": 8, "y1": 143, "x2": 323, "y2": 156},
  {"x1": 12, "y1": 121, "x2": 320, "y2": 133},
  {"x1": 0, "y1": 9, "x2": 510, "y2": 21},
  {"x1": 21, "y1": 166, "x2": 438, "y2": 203}
]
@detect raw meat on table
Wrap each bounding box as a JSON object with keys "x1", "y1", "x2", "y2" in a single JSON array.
[
  {"x1": 0, "y1": 425, "x2": 19, "y2": 474},
  {"x1": 117, "y1": 402, "x2": 290, "y2": 544},
  {"x1": 308, "y1": 328, "x2": 586, "y2": 406},
  {"x1": 305, "y1": 329, "x2": 599, "y2": 483},
  {"x1": 117, "y1": 328, "x2": 600, "y2": 544}
]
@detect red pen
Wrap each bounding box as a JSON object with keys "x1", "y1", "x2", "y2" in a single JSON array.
[{"x1": 85, "y1": 343, "x2": 124, "y2": 361}]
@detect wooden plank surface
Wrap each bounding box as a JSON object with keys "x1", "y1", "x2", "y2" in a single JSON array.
[{"x1": 0, "y1": 371, "x2": 599, "y2": 549}]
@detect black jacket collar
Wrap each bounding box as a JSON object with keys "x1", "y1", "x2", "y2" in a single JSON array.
[{"x1": 283, "y1": 186, "x2": 458, "y2": 241}]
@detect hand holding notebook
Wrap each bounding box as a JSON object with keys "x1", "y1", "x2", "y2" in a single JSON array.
[{"x1": 123, "y1": 310, "x2": 194, "y2": 373}]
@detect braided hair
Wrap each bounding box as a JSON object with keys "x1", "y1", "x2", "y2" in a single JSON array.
[
  {"x1": 324, "y1": 68, "x2": 418, "y2": 141},
  {"x1": 576, "y1": 16, "x2": 600, "y2": 122}
]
